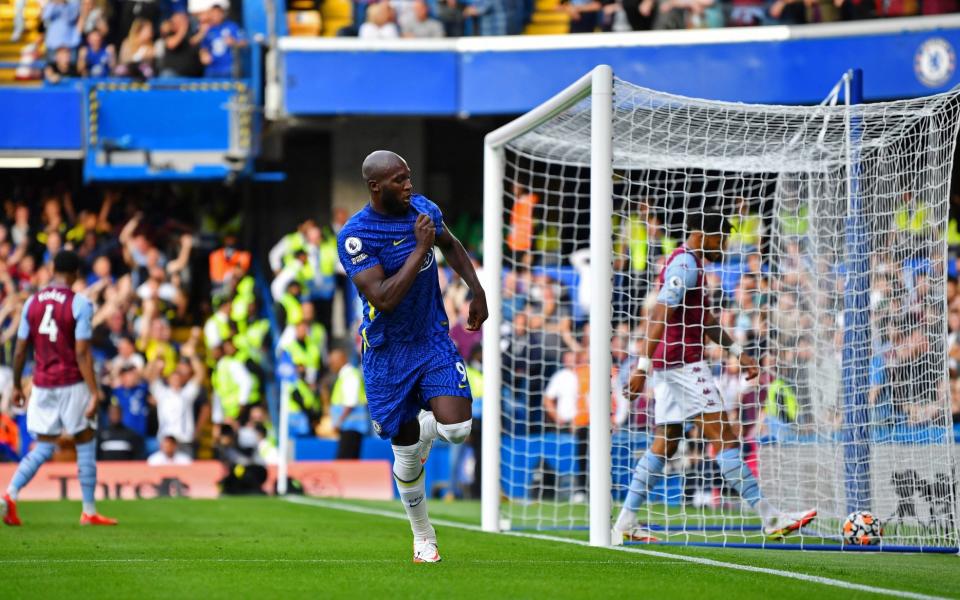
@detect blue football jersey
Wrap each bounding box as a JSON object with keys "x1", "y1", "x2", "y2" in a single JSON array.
[{"x1": 337, "y1": 195, "x2": 449, "y2": 348}]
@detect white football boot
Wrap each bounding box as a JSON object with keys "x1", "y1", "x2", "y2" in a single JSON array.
[
  {"x1": 413, "y1": 538, "x2": 442, "y2": 563},
  {"x1": 763, "y1": 509, "x2": 817, "y2": 539}
]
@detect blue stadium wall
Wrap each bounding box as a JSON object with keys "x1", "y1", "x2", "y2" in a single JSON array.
[{"x1": 275, "y1": 14, "x2": 960, "y2": 116}]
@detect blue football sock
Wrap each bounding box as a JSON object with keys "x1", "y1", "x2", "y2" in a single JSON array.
[
  {"x1": 622, "y1": 452, "x2": 666, "y2": 514},
  {"x1": 7, "y1": 441, "x2": 56, "y2": 499},
  {"x1": 76, "y1": 440, "x2": 97, "y2": 515},
  {"x1": 716, "y1": 447, "x2": 763, "y2": 508}
]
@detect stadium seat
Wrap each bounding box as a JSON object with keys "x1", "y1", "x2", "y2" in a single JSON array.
[
  {"x1": 524, "y1": 0, "x2": 569, "y2": 35},
  {"x1": 321, "y1": 0, "x2": 353, "y2": 36},
  {"x1": 0, "y1": 0, "x2": 41, "y2": 83},
  {"x1": 288, "y1": 10, "x2": 323, "y2": 37}
]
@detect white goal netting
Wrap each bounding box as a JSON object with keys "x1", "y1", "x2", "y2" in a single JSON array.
[{"x1": 491, "y1": 74, "x2": 960, "y2": 550}]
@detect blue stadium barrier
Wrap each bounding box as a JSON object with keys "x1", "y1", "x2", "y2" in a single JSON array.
[
  {"x1": 277, "y1": 16, "x2": 960, "y2": 116},
  {"x1": 0, "y1": 85, "x2": 83, "y2": 153},
  {"x1": 82, "y1": 79, "x2": 253, "y2": 181}
]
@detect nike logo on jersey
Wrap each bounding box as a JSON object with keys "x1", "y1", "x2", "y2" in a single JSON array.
[
  {"x1": 393, "y1": 238, "x2": 406, "y2": 246},
  {"x1": 459, "y1": 384, "x2": 468, "y2": 389}
]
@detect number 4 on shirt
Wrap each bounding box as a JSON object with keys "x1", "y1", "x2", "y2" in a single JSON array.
[{"x1": 38, "y1": 304, "x2": 59, "y2": 342}]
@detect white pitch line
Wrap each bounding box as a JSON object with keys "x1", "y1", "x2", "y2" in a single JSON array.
[
  {"x1": 0, "y1": 558, "x2": 668, "y2": 566},
  {"x1": 284, "y1": 496, "x2": 951, "y2": 600}
]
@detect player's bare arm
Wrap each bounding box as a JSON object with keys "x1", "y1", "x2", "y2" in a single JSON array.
[
  {"x1": 435, "y1": 228, "x2": 487, "y2": 331},
  {"x1": 627, "y1": 301, "x2": 674, "y2": 396},
  {"x1": 75, "y1": 338, "x2": 101, "y2": 419},
  {"x1": 702, "y1": 309, "x2": 759, "y2": 381},
  {"x1": 11, "y1": 337, "x2": 29, "y2": 408},
  {"x1": 352, "y1": 213, "x2": 435, "y2": 313}
]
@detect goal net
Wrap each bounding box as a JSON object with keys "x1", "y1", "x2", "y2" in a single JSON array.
[{"x1": 481, "y1": 66, "x2": 960, "y2": 551}]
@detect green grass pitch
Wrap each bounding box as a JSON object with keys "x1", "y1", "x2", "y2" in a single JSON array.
[{"x1": 2, "y1": 497, "x2": 958, "y2": 599}]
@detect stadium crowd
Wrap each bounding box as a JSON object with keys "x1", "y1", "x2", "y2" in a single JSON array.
[
  {"x1": 0, "y1": 185, "x2": 282, "y2": 490},
  {"x1": 0, "y1": 186, "x2": 485, "y2": 498},
  {"x1": 14, "y1": 0, "x2": 960, "y2": 82},
  {"x1": 15, "y1": 0, "x2": 248, "y2": 83},
  {"x1": 338, "y1": 0, "x2": 959, "y2": 38}
]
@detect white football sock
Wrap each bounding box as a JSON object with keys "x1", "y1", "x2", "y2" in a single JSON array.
[{"x1": 392, "y1": 443, "x2": 435, "y2": 542}]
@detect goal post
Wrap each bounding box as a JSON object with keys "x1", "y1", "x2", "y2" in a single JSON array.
[
  {"x1": 482, "y1": 65, "x2": 614, "y2": 539},
  {"x1": 482, "y1": 64, "x2": 960, "y2": 552}
]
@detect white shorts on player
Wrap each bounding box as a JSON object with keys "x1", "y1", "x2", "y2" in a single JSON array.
[
  {"x1": 651, "y1": 361, "x2": 723, "y2": 424},
  {"x1": 26, "y1": 381, "x2": 95, "y2": 436}
]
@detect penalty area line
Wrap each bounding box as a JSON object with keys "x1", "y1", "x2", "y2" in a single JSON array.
[{"x1": 284, "y1": 496, "x2": 949, "y2": 600}]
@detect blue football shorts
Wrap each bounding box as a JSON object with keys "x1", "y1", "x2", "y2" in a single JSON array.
[{"x1": 361, "y1": 334, "x2": 472, "y2": 440}]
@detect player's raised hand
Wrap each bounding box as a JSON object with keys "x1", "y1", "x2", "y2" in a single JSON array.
[
  {"x1": 414, "y1": 213, "x2": 435, "y2": 249},
  {"x1": 466, "y1": 292, "x2": 488, "y2": 331},
  {"x1": 739, "y1": 353, "x2": 760, "y2": 381}
]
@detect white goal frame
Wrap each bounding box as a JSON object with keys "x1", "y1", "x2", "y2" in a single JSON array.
[
  {"x1": 482, "y1": 65, "x2": 615, "y2": 546},
  {"x1": 481, "y1": 63, "x2": 960, "y2": 552}
]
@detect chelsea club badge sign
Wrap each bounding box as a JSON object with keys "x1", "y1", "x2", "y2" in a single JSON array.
[{"x1": 915, "y1": 38, "x2": 956, "y2": 88}]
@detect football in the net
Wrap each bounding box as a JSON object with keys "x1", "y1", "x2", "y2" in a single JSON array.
[{"x1": 842, "y1": 511, "x2": 883, "y2": 545}]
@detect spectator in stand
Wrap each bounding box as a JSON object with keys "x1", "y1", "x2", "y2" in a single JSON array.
[
  {"x1": 543, "y1": 351, "x2": 580, "y2": 429},
  {"x1": 400, "y1": 0, "x2": 446, "y2": 37},
  {"x1": 138, "y1": 300, "x2": 179, "y2": 372},
  {"x1": 203, "y1": 296, "x2": 232, "y2": 358},
  {"x1": 44, "y1": 47, "x2": 80, "y2": 83},
  {"x1": 109, "y1": 363, "x2": 151, "y2": 442},
  {"x1": 328, "y1": 348, "x2": 369, "y2": 459},
  {"x1": 434, "y1": 0, "x2": 466, "y2": 35},
  {"x1": 77, "y1": 29, "x2": 115, "y2": 77},
  {"x1": 86, "y1": 255, "x2": 114, "y2": 287},
  {"x1": 271, "y1": 254, "x2": 307, "y2": 330},
  {"x1": 543, "y1": 350, "x2": 589, "y2": 501},
  {"x1": 108, "y1": 334, "x2": 145, "y2": 382},
  {"x1": 147, "y1": 435, "x2": 193, "y2": 465},
  {"x1": 211, "y1": 339, "x2": 254, "y2": 428},
  {"x1": 279, "y1": 301, "x2": 327, "y2": 378},
  {"x1": 269, "y1": 219, "x2": 321, "y2": 274},
  {"x1": 618, "y1": 0, "x2": 654, "y2": 29},
  {"x1": 359, "y1": 1, "x2": 401, "y2": 38},
  {"x1": 196, "y1": 1, "x2": 247, "y2": 78},
  {"x1": 559, "y1": 0, "x2": 608, "y2": 33},
  {"x1": 97, "y1": 403, "x2": 145, "y2": 460},
  {"x1": 237, "y1": 404, "x2": 271, "y2": 449},
  {"x1": 115, "y1": 17, "x2": 156, "y2": 79},
  {"x1": 209, "y1": 233, "x2": 251, "y2": 297},
  {"x1": 77, "y1": 0, "x2": 109, "y2": 37},
  {"x1": 146, "y1": 332, "x2": 206, "y2": 455},
  {"x1": 42, "y1": 0, "x2": 82, "y2": 61},
  {"x1": 9, "y1": 204, "x2": 31, "y2": 249},
  {"x1": 253, "y1": 424, "x2": 278, "y2": 465},
  {"x1": 157, "y1": 10, "x2": 203, "y2": 78},
  {"x1": 0, "y1": 390, "x2": 20, "y2": 463},
  {"x1": 463, "y1": 0, "x2": 508, "y2": 35}
]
